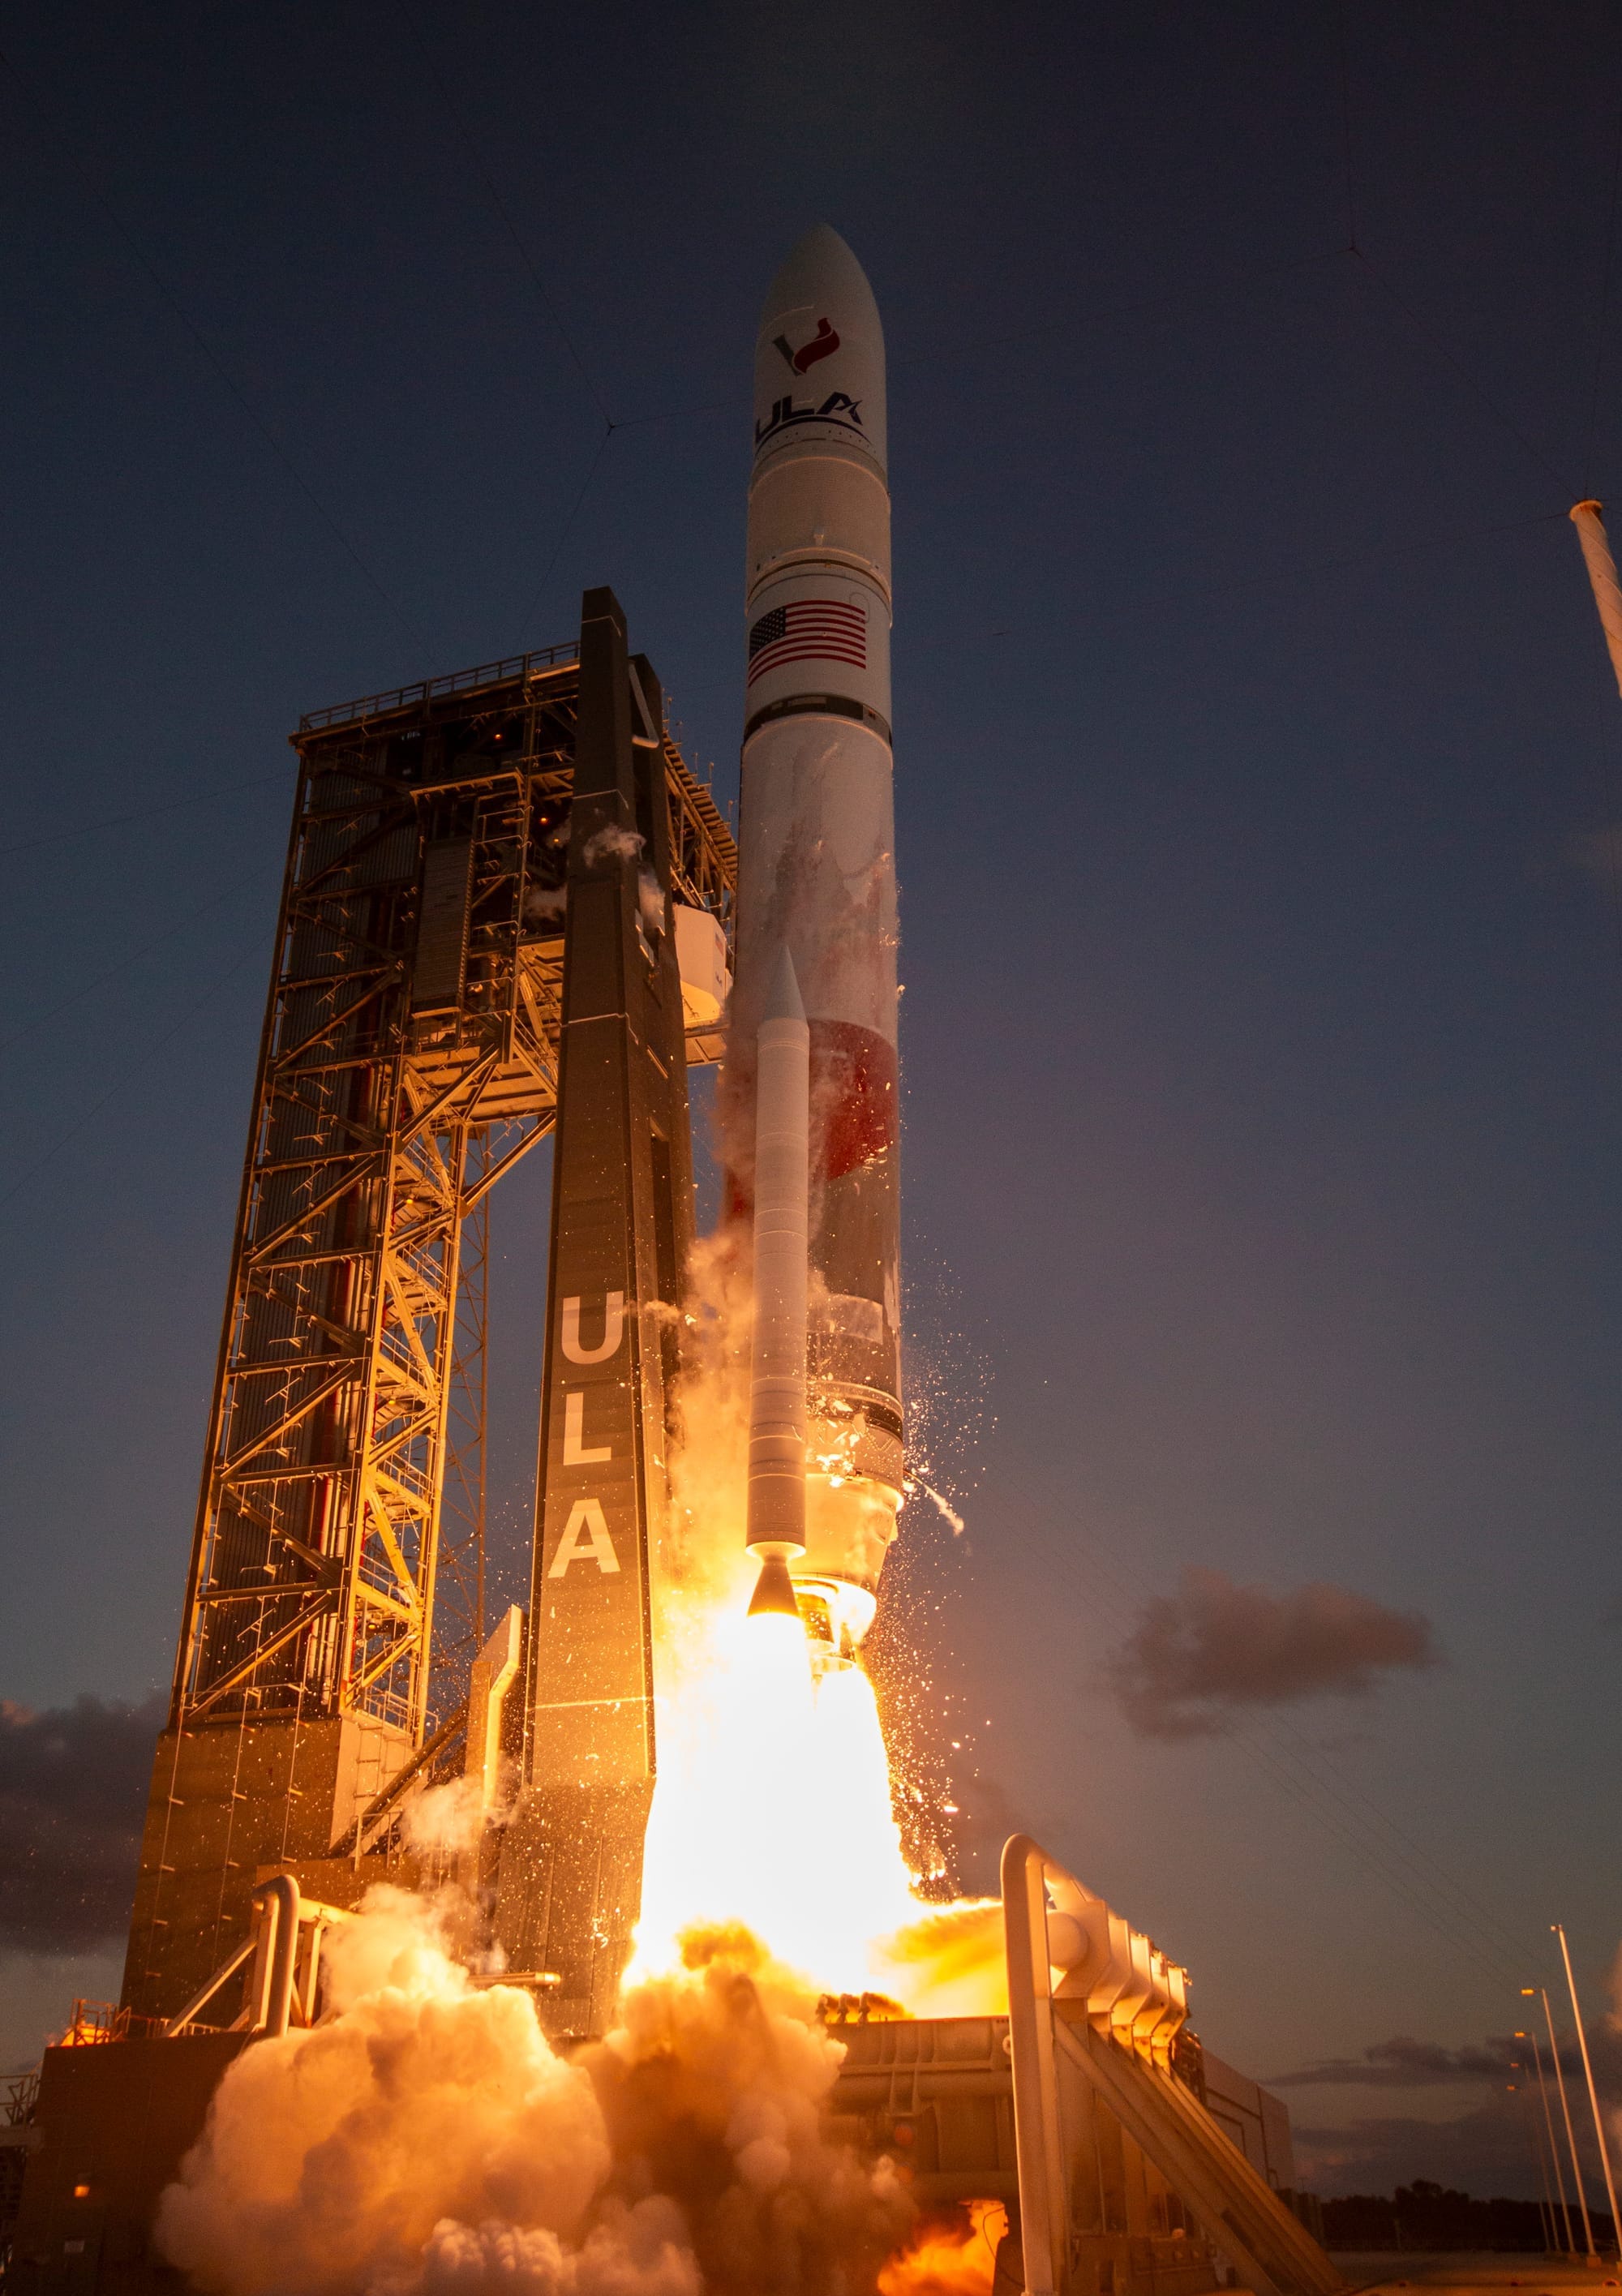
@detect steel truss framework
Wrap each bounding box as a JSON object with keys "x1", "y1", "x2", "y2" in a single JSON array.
[{"x1": 171, "y1": 642, "x2": 735, "y2": 1749}]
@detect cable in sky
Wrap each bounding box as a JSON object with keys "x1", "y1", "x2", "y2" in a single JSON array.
[
  {"x1": 1584, "y1": 98, "x2": 1622, "y2": 493},
  {"x1": 516, "y1": 428, "x2": 614, "y2": 645},
  {"x1": 0, "y1": 47, "x2": 429, "y2": 652},
  {"x1": 392, "y1": 0, "x2": 618, "y2": 436},
  {"x1": 1350, "y1": 248, "x2": 1577, "y2": 497},
  {"x1": 1336, "y1": 4, "x2": 1360, "y2": 253},
  {"x1": 0, "y1": 768, "x2": 290, "y2": 864},
  {"x1": 0, "y1": 868, "x2": 273, "y2": 1056},
  {"x1": 0, "y1": 929, "x2": 269, "y2": 1215}
]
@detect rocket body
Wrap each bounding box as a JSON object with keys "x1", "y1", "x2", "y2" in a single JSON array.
[{"x1": 731, "y1": 227, "x2": 901, "y2": 1640}]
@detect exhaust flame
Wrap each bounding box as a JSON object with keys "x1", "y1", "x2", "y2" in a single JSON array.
[
  {"x1": 878, "y1": 2204, "x2": 1010, "y2": 2296},
  {"x1": 633, "y1": 1606, "x2": 920, "y2": 1993}
]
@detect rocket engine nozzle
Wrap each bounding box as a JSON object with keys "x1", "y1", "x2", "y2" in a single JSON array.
[{"x1": 747, "y1": 1551, "x2": 802, "y2": 1620}]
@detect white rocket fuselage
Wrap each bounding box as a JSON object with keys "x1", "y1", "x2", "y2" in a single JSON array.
[{"x1": 732, "y1": 226, "x2": 901, "y2": 1640}]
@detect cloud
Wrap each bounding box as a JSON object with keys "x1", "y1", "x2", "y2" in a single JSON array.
[
  {"x1": 1268, "y1": 2035, "x2": 1515, "y2": 2089},
  {"x1": 1569, "y1": 822, "x2": 1622, "y2": 892},
  {"x1": 1292, "y1": 2097, "x2": 1543, "y2": 2199},
  {"x1": 1105, "y1": 1567, "x2": 1440, "y2": 1739},
  {"x1": 1276, "y1": 2022, "x2": 1622, "y2": 2107},
  {"x1": 1276, "y1": 2021, "x2": 1622, "y2": 2201},
  {"x1": 0, "y1": 1693, "x2": 163, "y2": 1954}
]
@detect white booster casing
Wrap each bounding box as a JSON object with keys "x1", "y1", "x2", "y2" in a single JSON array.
[
  {"x1": 728, "y1": 225, "x2": 901, "y2": 1642},
  {"x1": 747, "y1": 948, "x2": 812, "y2": 1558}
]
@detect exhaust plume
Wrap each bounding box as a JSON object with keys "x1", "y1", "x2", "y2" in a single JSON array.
[{"x1": 157, "y1": 1893, "x2": 913, "y2": 2296}]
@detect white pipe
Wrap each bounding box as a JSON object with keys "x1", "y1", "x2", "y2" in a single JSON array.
[
  {"x1": 1570, "y1": 501, "x2": 1622, "y2": 701},
  {"x1": 261, "y1": 1874, "x2": 302, "y2": 2039},
  {"x1": 1001, "y1": 1835, "x2": 1066, "y2": 2296},
  {"x1": 460, "y1": 1604, "x2": 525, "y2": 1891},
  {"x1": 465, "y1": 1604, "x2": 524, "y2": 1818},
  {"x1": 747, "y1": 947, "x2": 810, "y2": 1559}
]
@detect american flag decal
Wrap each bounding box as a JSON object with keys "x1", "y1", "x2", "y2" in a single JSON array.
[{"x1": 747, "y1": 599, "x2": 867, "y2": 686}]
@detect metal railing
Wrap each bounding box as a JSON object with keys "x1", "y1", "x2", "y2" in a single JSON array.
[
  {"x1": 299, "y1": 642, "x2": 580, "y2": 733},
  {"x1": 54, "y1": 2000, "x2": 169, "y2": 2048}
]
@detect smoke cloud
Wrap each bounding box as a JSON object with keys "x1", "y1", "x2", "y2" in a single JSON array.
[
  {"x1": 399, "y1": 1776, "x2": 489, "y2": 1861},
  {"x1": 1268, "y1": 2035, "x2": 1517, "y2": 2089},
  {"x1": 1277, "y1": 2002, "x2": 1622, "y2": 2199},
  {"x1": 1107, "y1": 1568, "x2": 1439, "y2": 1739},
  {"x1": 1291, "y1": 2097, "x2": 1551, "y2": 2199},
  {"x1": 581, "y1": 825, "x2": 645, "y2": 868},
  {"x1": 0, "y1": 1692, "x2": 162, "y2": 1953},
  {"x1": 157, "y1": 1892, "x2": 914, "y2": 2296}
]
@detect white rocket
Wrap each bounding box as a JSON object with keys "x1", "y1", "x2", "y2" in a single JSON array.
[{"x1": 731, "y1": 226, "x2": 902, "y2": 1644}]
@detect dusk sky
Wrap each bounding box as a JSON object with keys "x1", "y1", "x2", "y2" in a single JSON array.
[{"x1": 3, "y1": 0, "x2": 1622, "y2": 2203}]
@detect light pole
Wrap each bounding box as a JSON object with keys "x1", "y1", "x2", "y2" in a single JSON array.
[
  {"x1": 1519, "y1": 2017, "x2": 1576, "y2": 2252},
  {"x1": 1527, "y1": 1982, "x2": 1597, "y2": 2256},
  {"x1": 1554, "y1": 1925, "x2": 1621, "y2": 2262},
  {"x1": 1511, "y1": 2063, "x2": 1557, "y2": 2253}
]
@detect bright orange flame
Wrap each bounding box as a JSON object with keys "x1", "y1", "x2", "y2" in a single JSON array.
[
  {"x1": 633, "y1": 1603, "x2": 921, "y2": 1989},
  {"x1": 632, "y1": 1234, "x2": 1005, "y2": 2015},
  {"x1": 878, "y1": 2201, "x2": 1009, "y2": 2296}
]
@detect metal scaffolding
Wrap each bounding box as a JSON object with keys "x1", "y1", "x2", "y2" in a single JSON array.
[{"x1": 124, "y1": 617, "x2": 734, "y2": 2023}]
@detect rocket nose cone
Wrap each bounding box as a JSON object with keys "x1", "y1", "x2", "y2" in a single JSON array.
[
  {"x1": 763, "y1": 944, "x2": 806, "y2": 1026},
  {"x1": 759, "y1": 224, "x2": 881, "y2": 338},
  {"x1": 753, "y1": 225, "x2": 886, "y2": 471}
]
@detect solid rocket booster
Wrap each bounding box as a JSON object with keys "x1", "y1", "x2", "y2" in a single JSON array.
[
  {"x1": 732, "y1": 225, "x2": 902, "y2": 1641},
  {"x1": 747, "y1": 947, "x2": 811, "y2": 1620}
]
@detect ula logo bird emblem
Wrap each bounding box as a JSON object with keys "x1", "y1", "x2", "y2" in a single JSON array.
[{"x1": 774, "y1": 315, "x2": 839, "y2": 375}]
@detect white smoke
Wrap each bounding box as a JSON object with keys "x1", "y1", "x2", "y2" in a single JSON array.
[
  {"x1": 157, "y1": 1891, "x2": 608, "y2": 2296},
  {"x1": 399, "y1": 1776, "x2": 487, "y2": 1860},
  {"x1": 581, "y1": 825, "x2": 645, "y2": 868},
  {"x1": 156, "y1": 1891, "x2": 913, "y2": 2296},
  {"x1": 395, "y1": 2204, "x2": 698, "y2": 2296}
]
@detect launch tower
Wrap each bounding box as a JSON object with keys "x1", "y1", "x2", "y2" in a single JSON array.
[{"x1": 122, "y1": 590, "x2": 734, "y2": 2027}]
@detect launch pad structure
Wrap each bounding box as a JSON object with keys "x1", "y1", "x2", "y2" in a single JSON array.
[{"x1": 4, "y1": 580, "x2": 1340, "y2": 2296}]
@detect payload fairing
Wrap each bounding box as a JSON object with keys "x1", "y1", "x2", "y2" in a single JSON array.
[{"x1": 730, "y1": 227, "x2": 902, "y2": 1644}]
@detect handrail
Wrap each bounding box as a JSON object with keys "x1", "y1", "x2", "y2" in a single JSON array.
[{"x1": 298, "y1": 644, "x2": 579, "y2": 734}]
